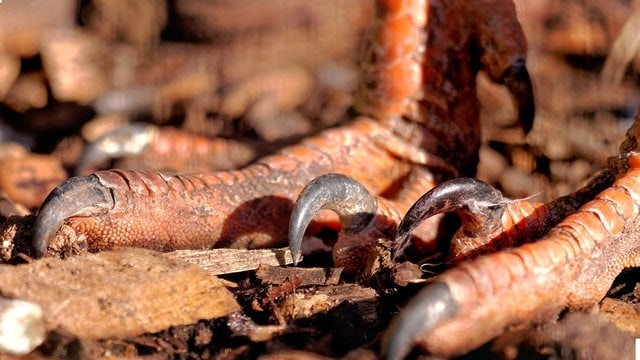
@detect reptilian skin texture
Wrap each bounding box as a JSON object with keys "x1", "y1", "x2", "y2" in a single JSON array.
[{"x1": 33, "y1": 0, "x2": 533, "y2": 259}]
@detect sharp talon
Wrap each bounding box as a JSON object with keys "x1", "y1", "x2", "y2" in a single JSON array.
[
  {"x1": 32, "y1": 175, "x2": 114, "y2": 258},
  {"x1": 501, "y1": 59, "x2": 535, "y2": 134},
  {"x1": 288, "y1": 173, "x2": 377, "y2": 265},
  {"x1": 394, "y1": 178, "x2": 504, "y2": 260},
  {"x1": 77, "y1": 123, "x2": 157, "y2": 175},
  {"x1": 381, "y1": 281, "x2": 458, "y2": 360}
]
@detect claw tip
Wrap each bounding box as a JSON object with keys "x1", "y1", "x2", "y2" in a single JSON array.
[
  {"x1": 288, "y1": 173, "x2": 377, "y2": 266},
  {"x1": 501, "y1": 59, "x2": 535, "y2": 134},
  {"x1": 382, "y1": 282, "x2": 458, "y2": 360},
  {"x1": 32, "y1": 175, "x2": 113, "y2": 257}
]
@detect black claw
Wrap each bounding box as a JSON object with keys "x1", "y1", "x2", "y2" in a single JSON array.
[
  {"x1": 501, "y1": 59, "x2": 535, "y2": 134},
  {"x1": 288, "y1": 173, "x2": 377, "y2": 265},
  {"x1": 32, "y1": 175, "x2": 114, "y2": 257},
  {"x1": 381, "y1": 281, "x2": 459, "y2": 360},
  {"x1": 394, "y1": 178, "x2": 504, "y2": 260}
]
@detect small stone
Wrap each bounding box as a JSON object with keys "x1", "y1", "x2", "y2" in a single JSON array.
[{"x1": 0, "y1": 298, "x2": 45, "y2": 355}]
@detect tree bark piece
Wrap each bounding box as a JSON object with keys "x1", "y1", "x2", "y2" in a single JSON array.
[{"x1": 0, "y1": 248, "x2": 240, "y2": 340}]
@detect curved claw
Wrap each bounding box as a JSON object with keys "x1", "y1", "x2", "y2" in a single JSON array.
[
  {"x1": 394, "y1": 178, "x2": 504, "y2": 259},
  {"x1": 32, "y1": 175, "x2": 114, "y2": 257},
  {"x1": 77, "y1": 123, "x2": 158, "y2": 175},
  {"x1": 381, "y1": 281, "x2": 458, "y2": 360},
  {"x1": 501, "y1": 59, "x2": 535, "y2": 134},
  {"x1": 288, "y1": 173, "x2": 377, "y2": 265}
]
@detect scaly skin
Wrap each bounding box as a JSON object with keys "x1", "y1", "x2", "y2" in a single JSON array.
[
  {"x1": 77, "y1": 124, "x2": 258, "y2": 175},
  {"x1": 36, "y1": 118, "x2": 421, "y2": 255},
  {"x1": 32, "y1": 0, "x2": 534, "y2": 258},
  {"x1": 381, "y1": 114, "x2": 640, "y2": 359},
  {"x1": 394, "y1": 168, "x2": 616, "y2": 264},
  {"x1": 357, "y1": 0, "x2": 533, "y2": 174},
  {"x1": 288, "y1": 170, "x2": 438, "y2": 273}
]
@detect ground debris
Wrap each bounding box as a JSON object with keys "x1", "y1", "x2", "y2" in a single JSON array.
[
  {"x1": 255, "y1": 264, "x2": 342, "y2": 286},
  {"x1": 258, "y1": 347, "x2": 377, "y2": 360},
  {"x1": 0, "y1": 215, "x2": 34, "y2": 263},
  {"x1": 491, "y1": 311, "x2": 635, "y2": 360},
  {"x1": 280, "y1": 284, "x2": 379, "y2": 324},
  {"x1": 0, "y1": 297, "x2": 45, "y2": 355},
  {"x1": 228, "y1": 313, "x2": 288, "y2": 343},
  {"x1": 169, "y1": 247, "x2": 295, "y2": 275},
  {"x1": 0, "y1": 192, "x2": 30, "y2": 220},
  {"x1": 0, "y1": 248, "x2": 240, "y2": 340},
  {"x1": 600, "y1": 297, "x2": 640, "y2": 337}
]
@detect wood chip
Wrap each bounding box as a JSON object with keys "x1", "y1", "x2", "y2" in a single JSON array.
[
  {"x1": 258, "y1": 350, "x2": 333, "y2": 360},
  {"x1": 0, "y1": 248, "x2": 240, "y2": 340},
  {"x1": 255, "y1": 264, "x2": 342, "y2": 286},
  {"x1": 169, "y1": 247, "x2": 295, "y2": 275},
  {"x1": 0, "y1": 192, "x2": 30, "y2": 218},
  {"x1": 601, "y1": 297, "x2": 640, "y2": 315},
  {"x1": 0, "y1": 215, "x2": 34, "y2": 263},
  {"x1": 279, "y1": 284, "x2": 378, "y2": 322},
  {"x1": 227, "y1": 313, "x2": 287, "y2": 343},
  {"x1": 600, "y1": 297, "x2": 640, "y2": 336}
]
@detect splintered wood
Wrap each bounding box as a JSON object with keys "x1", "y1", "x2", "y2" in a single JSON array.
[
  {"x1": 255, "y1": 264, "x2": 342, "y2": 286},
  {"x1": 169, "y1": 247, "x2": 295, "y2": 275},
  {"x1": 0, "y1": 248, "x2": 240, "y2": 339},
  {"x1": 600, "y1": 297, "x2": 640, "y2": 336},
  {"x1": 279, "y1": 284, "x2": 378, "y2": 322}
]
